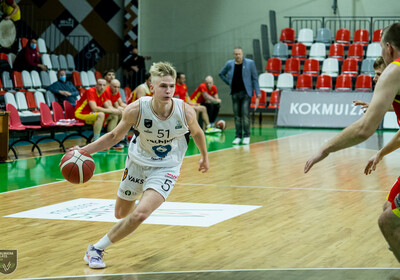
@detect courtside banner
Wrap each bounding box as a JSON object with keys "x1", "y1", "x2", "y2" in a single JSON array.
[{"x1": 276, "y1": 90, "x2": 373, "y2": 128}]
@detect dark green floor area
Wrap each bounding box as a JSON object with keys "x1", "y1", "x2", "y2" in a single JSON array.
[{"x1": 0, "y1": 127, "x2": 311, "y2": 193}]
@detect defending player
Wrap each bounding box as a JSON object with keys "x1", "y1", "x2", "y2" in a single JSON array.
[
  {"x1": 78, "y1": 61, "x2": 209, "y2": 268},
  {"x1": 304, "y1": 23, "x2": 400, "y2": 262}
]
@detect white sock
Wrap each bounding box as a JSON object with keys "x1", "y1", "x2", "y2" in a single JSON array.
[{"x1": 94, "y1": 234, "x2": 113, "y2": 250}]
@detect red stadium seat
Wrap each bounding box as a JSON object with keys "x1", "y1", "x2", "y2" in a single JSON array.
[
  {"x1": 7, "y1": 103, "x2": 42, "y2": 159},
  {"x1": 95, "y1": 71, "x2": 102, "y2": 80},
  {"x1": 284, "y1": 57, "x2": 301, "y2": 76},
  {"x1": 328, "y1": 43, "x2": 345, "y2": 61},
  {"x1": 267, "y1": 90, "x2": 280, "y2": 109},
  {"x1": 335, "y1": 74, "x2": 353, "y2": 91},
  {"x1": 25, "y1": 91, "x2": 39, "y2": 113},
  {"x1": 296, "y1": 74, "x2": 313, "y2": 90},
  {"x1": 316, "y1": 74, "x2": 333, "y2": 91},
  {"x1": 335, "y1": 28, "x2": 351, "y2": 46},
  {"x1": 342, "y1": 58, "x2": 359, "y2": 76},
  {"x1": 347, "y1": 44, "x2": 364, "y2": 61},
  {"x1": 72, "y1": 71, "x2": 83, "y2": 88},
  {"x1": 280, "y1": 28, "x2": 295, "y2": 46},
  {"x1": 372, "y1": 29, "x2": 382, "y2": 42},
  {"x1": 12, "y1": 71, "x2": 27, "y2": 91},
  {"x1": 266, "y1": 57, "x2": 282, "y2": 76},
  {"x1": 250, "y1": 90, "x2": 267, "y2": 110},
  {"x1": 355, "y1": 74, "x2": 372, "y2": 91},
  {"x1": 63, "y1": 100, "x2": 85, "y2": 126},
  {"x1": 303, "y1": 59, "x2": 320, "y2": 76},
  {"x1": 353, "y1": 29, "x2": 370, "y2": 46},
  {"x1": 291, "y1": 43, "x2": 307, "y2": 61}
]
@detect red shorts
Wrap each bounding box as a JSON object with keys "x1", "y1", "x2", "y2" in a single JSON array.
[{"x1": 387, "y1": 177, "x2": 400, "y2": 218}]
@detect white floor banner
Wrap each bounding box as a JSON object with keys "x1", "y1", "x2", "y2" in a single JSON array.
[{"x1": 5, "y1": 198, "x2": 261, "y2": 227}]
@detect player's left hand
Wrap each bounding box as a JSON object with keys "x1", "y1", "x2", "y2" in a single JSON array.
[
  {"x1": 304, "y1": 149, "x2": 329, "y2": 173},
  {"x1": 198, "y1": 157, "x2": 209, "y2": 173},
  {"x1": 364, "y1": 152, "x2": 383, "y2": 175}
]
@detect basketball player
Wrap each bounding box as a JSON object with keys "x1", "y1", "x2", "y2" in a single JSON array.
[
  {"x1": 304, "y1": 23, "x2": 400, "y2": 262},
  {"x1": 352, "y1": 56, "x2": 388, "y2": 112},
  {"x1": 78, "y1": 62, "x2": 209, "y2": 268},
  {"x1": 127, "y1": 72, "x2": 152, "y2": 104}
]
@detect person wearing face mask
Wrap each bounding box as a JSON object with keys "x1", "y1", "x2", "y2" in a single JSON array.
[
  {"x1": 13, "y1": 38, "x2": 47, "y2": 72},
  {"x1": 48, "y1": 69, "x2": 80, "y2": 106}
]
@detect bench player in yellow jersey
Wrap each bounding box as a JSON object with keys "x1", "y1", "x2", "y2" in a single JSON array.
[
  {"x1": 304, "y1": 23, "x2": 400, "y2": 262},
  {"x1": 78, "y1": 61, "x2": 209, "y2": 268}
]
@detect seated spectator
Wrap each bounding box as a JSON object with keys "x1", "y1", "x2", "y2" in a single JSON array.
[
  {"x1": 104, "y1": 79, "x2": 126, "y2": 111},
  {"x1": 174, "y1": 72, "x2": 220, "y2": 134},
  {"x1": 74, "y1": 78, "x2": 123, "y2": 148},
  {"x1": 13, "y1": 38, "x2": 47, "y2": 72},
  {"x1": 47, "y1": 69, "x2": 79, "y2": 106},
  {"x1": 103, "y1": 69, "x2": 115, "y2": 86},
  {"x1": 191, "y1": 75, "x2": 221, "y2": 126}
]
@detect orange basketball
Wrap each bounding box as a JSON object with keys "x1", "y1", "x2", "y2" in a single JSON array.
[
  {"x1": 215, "y1": 120, "x2": 226, "y2": 130},
  {"x1": 60, "y1": 149, "x2": 95, "y2": 184}
]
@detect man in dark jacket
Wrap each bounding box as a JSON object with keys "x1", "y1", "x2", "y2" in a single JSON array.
[
  {"x1": 13, "y1": 38, "x2": 47, "y2": 72},
  {"x1": 48, "y1": 69, "x2": 79, "y2": 106}
]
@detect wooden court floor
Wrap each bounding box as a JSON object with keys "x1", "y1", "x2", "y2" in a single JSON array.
[{"x1": 1, "y1": 128, "x2": 400, "y2": 279}]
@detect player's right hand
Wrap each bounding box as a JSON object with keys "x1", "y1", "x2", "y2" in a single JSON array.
[{"x1": 304, "y1": 149, "x2": 329, "y2": 173}]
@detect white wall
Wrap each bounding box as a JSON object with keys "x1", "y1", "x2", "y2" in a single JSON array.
[{"x1": 139, "y1": 0, "x2": 400, "y2": 114}]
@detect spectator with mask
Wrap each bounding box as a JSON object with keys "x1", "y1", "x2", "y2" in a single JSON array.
[
  {"x1": 48, "y1": 69, "x2": 80, "y2": 106},
  {"x1": 13, "y1": 38, "x2": 47, "y2": 72}
]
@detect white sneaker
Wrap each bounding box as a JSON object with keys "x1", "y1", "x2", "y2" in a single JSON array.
[
  {"x1": 205, "y1": 127, "x2": 221, "y2": 134},
  {"x1": 232, "y1": 138, "x2": 241, "y2": 145},
  {"x1": 84, "y1": 245, "x2": 106, "y2": 269},
  {"x1": 242, "y1": 137, "x2": 250, "y2": 145}
]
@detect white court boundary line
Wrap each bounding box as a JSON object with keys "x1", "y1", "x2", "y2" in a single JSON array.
[
  {"x1": 83, "y1": 180, "x2": 387, "y2": 193},
  {"x1": 13, "y1": 267, "x2": 400, "y2": 280},
  {"x1": 1, "y1": 132, "x2": 309, "y2": 195}
]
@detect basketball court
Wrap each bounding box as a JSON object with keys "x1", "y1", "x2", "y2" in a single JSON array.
[{"x1": 1, "y1": 125, "x2": 400, "y2": 279}]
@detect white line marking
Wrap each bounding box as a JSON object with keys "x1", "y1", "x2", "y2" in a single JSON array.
[
  {"x1": 12, "y1": 267, "x2": 400, "y2": 280},
  {"x1": 84, "y1": 180, "x2": 387, "y2": 193}
]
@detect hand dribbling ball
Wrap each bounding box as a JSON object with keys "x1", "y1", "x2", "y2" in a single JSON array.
[
  {"x1": 60, "y1": 149, "x2": 95, "y2": 184},
  {"x1": 215, "y1": 120, "x2": 226, "y2": 130}
]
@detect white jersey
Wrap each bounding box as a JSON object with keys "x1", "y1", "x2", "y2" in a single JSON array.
[{"x1": 128, "y1": 96, "x2": 189, "y2": 167}]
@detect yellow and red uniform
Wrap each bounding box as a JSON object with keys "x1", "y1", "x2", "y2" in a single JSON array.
[
  {"x1": 190, "y1": 83, "x2": 218, "y2": 104},
  {"x1": 174, "y1": 83, "x2": 187, "y2": 101},
  {"x1": 104, "y1": 86, "x2": 121, "y2": 104},
  {"x1": 386, "y1": 58, "x2": 400, "y2": 217},
  {"x1": 74, "y1": 87, "x2": 110, "y2": 125}
]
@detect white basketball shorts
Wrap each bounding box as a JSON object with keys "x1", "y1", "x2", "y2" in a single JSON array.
[{"x1": 118, "y1": 158, "x2": 181, "y2": 201}]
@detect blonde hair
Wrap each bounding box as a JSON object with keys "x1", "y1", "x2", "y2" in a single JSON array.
[{"x1": 149, "y1": 62, "x2": 176, "y2": 83}]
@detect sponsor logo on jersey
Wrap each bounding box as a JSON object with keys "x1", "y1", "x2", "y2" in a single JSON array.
[
  {"x1": 144, "y1": 119, "x2": 152, "y2": 128},
  {"x1": 166, "y1": 173, "x2": 178, "y2": 180},
  {"x1": 128, "y1": 175, "x2": 144, "y2": 184},
  {"x1": 147, "y1": 138, "x2": 175, "y2": 144},
  {"x1": 125, "y1": 190, "x2": 132, "y2": 196},
  {"x1": 122, "y1": 168, "x2": 128, "y2": 181},
  {"x1": 151, "y1": 157, "x2": 164, "y2": 161},
  {"x1": 152, "y1": 144, "x2": 172, "y2": 158},
  {"x1": 175, "y1": 121, "x2": 183, "y2": 129},
  {"x1": 144, "y1": 129, "x2": 152, "y2": 133}
]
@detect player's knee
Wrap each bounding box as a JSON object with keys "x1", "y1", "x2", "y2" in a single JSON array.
[
  {"x1": 97, "y1": 112, "x2": 105, "y2": 121},
  {"x1": 115, "y1": 208, "x2": 128, "y2": 219},
  {"x1": 129, "y1": 209, "x2": 150, "y2": 224},
  {"x1": 378, "y1": 210, "x2": 391, "y2": 233}
]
